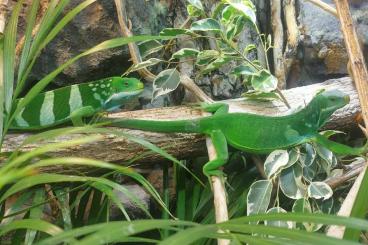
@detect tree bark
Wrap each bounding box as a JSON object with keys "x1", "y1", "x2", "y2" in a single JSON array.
[{"x1": 2, "y1": 77, "x2": 361, "y2": 173}]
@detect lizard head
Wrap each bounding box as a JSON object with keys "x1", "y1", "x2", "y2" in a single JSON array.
[
  {"x1": 314, "y1": 89, "x2": 350, "y2": 127},
  {"x1": 103, "y1": 77, "x2": 144, "y2": 111},
  {"x1": 111, "y1": 77, "x2": 144, "y2": 94}
]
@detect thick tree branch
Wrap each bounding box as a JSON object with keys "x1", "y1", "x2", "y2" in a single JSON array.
[
  {"x1": 2, "y1": 77, "x2": 361, "y2": 174},
  {"x1": 271, "y1": 0, "x2": 286, "y2": 89}
]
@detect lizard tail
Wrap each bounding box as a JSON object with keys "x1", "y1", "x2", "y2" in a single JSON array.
[{"x1": 109, "y1": 118, "x2": 203, "y2": 133}]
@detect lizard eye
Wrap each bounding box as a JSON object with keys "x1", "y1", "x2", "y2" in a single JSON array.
[{"x1": 124, "y1": 82, "x2": 129, "y2": 86}]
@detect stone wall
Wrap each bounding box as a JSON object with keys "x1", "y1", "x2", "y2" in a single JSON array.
[{"x1": 8, "y1": 0, "x2": 368, "y2": 100}]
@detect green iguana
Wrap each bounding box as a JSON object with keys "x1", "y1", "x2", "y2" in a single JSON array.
[
  {"x1": 10, "y1": 77, "x2": 144, "y2": 130},
  {"x1": 109, "y1": 89, "x2": 367, "y2": 177}
]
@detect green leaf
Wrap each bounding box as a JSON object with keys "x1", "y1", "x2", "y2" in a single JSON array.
[
  {"x1": 187, "y1": 5, "x2": 203, "y2": 17},
  {"x1": 264, "y1": 150, "x2": 289, "y2": 179},
  {"x1": 55, "y1": 188, "x2": 72, "y2": 231},
  {"x1": 171, "y1": 48, "x2": 199, "y2": 59},
  {"x1": 300, "y1": 143, "x2": 316, "y2": 167},
  {"x1": 187, "y1": 0, "x2": 204, "y2": 11},
  {"x1": 225, "y1": 0, "x2": 256, "y2": 25},
  {"x1": 265, "y1": 207, "x2": 293, "y2": 228},
  {"x1": 161, "y1": 213, "x2": 368, "y2": 245},
  {"x1": 3, "y1": 0, "x2": 23, "y2": 114},
  {"x1": 17, "y1": 0, "x2": 40, "y2": 85},
  {"x1": 14, "y1": 0, "x2": 92, "y2": 99},
  {"x1": 247, "y1": 180, "x2": 273, "y2": 216},
  {"x1": 138, "y1": 40, "x2": 163, "y2": 58},
  {"x1": 231, "y1": 65, "x2": 256, "y2": 76},
  {"x1": 124, "y1": 58, "x2": 163, "y2": 75},
  {"x1": 285, "y1": 148, "x2": 300, "y2": 168},
  {"x1": 190, "y1": 18, "x2": 221, "y2": 32},
  {"x1": 196, "y1": 50, "x2": 220, "y2": 66},
  {"x1": 0, "y1": 37, "x2": 4, "y2": 139},
  {"x1": 242, "y1": 91, "x2": 281, "y2": 101},
  {"x1": 25, "y1": 188, "x2": 45, "y2": 245},
  {"x1": 201, "y1": 56, "x2": 233, "y2": 74},
  {"x1": 279, "y1": 164, "x2": 305, "y2": 199},
  {"x1": 251, "y1": 70, "x2": 278, "y2": 92},
  {"x1": 90, "y1": 182, "x2": 129, "y2": 221},
  {"x1": 243, "y1": 44, "x2": 257, "y2": 55},
  {"x1": 344, "y1": 167, "x2": 368, "y2": 241},
  {"x1": 315, "y1": 144, "x2": 334, "y2": 167},
  {"x1": 307, "y1": 182, "x2": 333, "y2": 200},
  {"x1": 292, "y1": 198, "x2": 311, "y2": 213},
  {"x1": 160, "y1": 28, "x2": 195, "y2": 36},
  {"x1": 221, "y1": 5, "x2": 236, "y2": 22},
  {"x1": 152, "y1": 68, "x2": 181, "y2": 101},
  {"x1": 0, "y1": 219, "x2": 63, "y2": 238},
  {"x1": 292, "y1": 198, "x2": 320, "y2": 231},
  {"x1": 36, "y1": 220, "x2": 195, "y2": 245}
]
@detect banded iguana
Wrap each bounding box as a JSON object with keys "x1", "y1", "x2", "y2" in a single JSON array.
[
  {"x1": 109, "y1": 89, "x2": 367, "y2": 177},
  {"x1": 10, "y1": 77, "x2": 144, "y2": 130}
]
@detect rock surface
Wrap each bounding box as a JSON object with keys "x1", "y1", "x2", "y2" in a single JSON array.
[
  {"x1": 29, "y1": 0, "x2": 171, "y2": 87},
  {"x1": 10, "y1": 0, "x2": 368, "y2": 97},
  {"x1": 295, "y1": 0, "x2": 368, "y2": 87}
]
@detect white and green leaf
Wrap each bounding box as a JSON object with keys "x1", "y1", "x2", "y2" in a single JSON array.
[
  {"x1": 251, "y1": 70, "x2": 278, "y2": 93},
  {"x1": 171, "y1": 48, "x2": 199, "y2": 60},
  {"x1": 264, "y1": 150, "x2": 289, "y2": 179},
  {"x1": 152, "y1": 68, "x2": 181, "y2": 101},
  {"x1": 247, "y1": 180, "x2": 273, "y2": 216},
  {"x1": 190, "y1": 18, "x2": 221, "y2": 32},
  {"x1": 279, "y1": 164, "x2": 306, "y2": 199},
  {"x1": 124, "y1": 58, "x2": 163, "y2": 75},
  {"x1": 307, "y1": 182, "x2": 333, "y2": 200},
  {"x1": 265, "y1": 207, "x2": 294, "y2": 228}
]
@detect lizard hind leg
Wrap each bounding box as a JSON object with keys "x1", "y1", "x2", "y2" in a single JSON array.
[
  {"x1": 203, "y1": 129, "x2": 229, "y2": 178},
  {"x1": 70, "y1": 106, "x2": 96, "y2": 126}
]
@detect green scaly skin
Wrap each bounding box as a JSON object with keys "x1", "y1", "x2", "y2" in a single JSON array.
[
  {"x1": 110, "y1": 90, "x2": 368, "y2": 177},
  {"x1": 10, "y1": 77, "x2": 144, "y2": 130}
]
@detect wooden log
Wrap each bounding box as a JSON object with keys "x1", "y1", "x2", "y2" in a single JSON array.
[{"x1": 2, "y1": 77, "x2": 361, "y2": 172}]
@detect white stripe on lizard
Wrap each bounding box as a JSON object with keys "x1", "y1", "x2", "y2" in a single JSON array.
[
  {"x1": 69, "y1": 84, "x2": 83, "y2": 112},
  {"x1": 40, "y1": 91, "x2": 55, "y2": 126},
  {"x1": 14, "y1": 99, "x2": 29, "y2": 127}
]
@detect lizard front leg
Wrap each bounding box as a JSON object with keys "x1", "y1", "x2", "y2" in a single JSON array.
[
  {"x1": 70, "y1": 106, "x2": 97, "y2": 126},
  {"x1": 203, "y1": 129, "x2": 229, "y2": 177}
]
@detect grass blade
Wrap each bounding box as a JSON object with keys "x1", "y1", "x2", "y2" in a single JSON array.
[
  {"x1": 16, "y1": 0, "x2": 40, "y2": 82},
  {"x1": 0, "y1": 219, "x2": 63, "y2": 238},
  {"x1": 0, "y1": 36, "x2": 4, "y2": 139},
  {"x1": 15, "y1": 0, "x2": 94, "y2": 97},
  {"x1": 3, "y1": 0, "x2": 23, "y2": 114},
  {"x1": 24, "y1": 188, "x2": 45, "y2": 245},
  {"x1": 0, "y1": 135, "x2": 102, "y2": 175},
  {"x1": 343, "y1": 167, "x2": 368, "y2": 241},
  {"x1": 35, "y1": 220, "x2": 195, "y2": 245}
]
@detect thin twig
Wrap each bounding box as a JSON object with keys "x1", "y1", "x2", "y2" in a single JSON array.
[
  {"x1": 327, "y1": 0, "x2": 368, "y2": 239},
  {"x1": 305, "y1": 0, "x2": 338, "y2": 16},
  {"x1": 114, "y1": 0, "x2": 212, "y2": 102},
  {"x1": 271, "y1": 0, "x2": 286, "y2": 89},
  {"x1": 325, "y1": 158, "x2": 366, "y2": 189}
]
